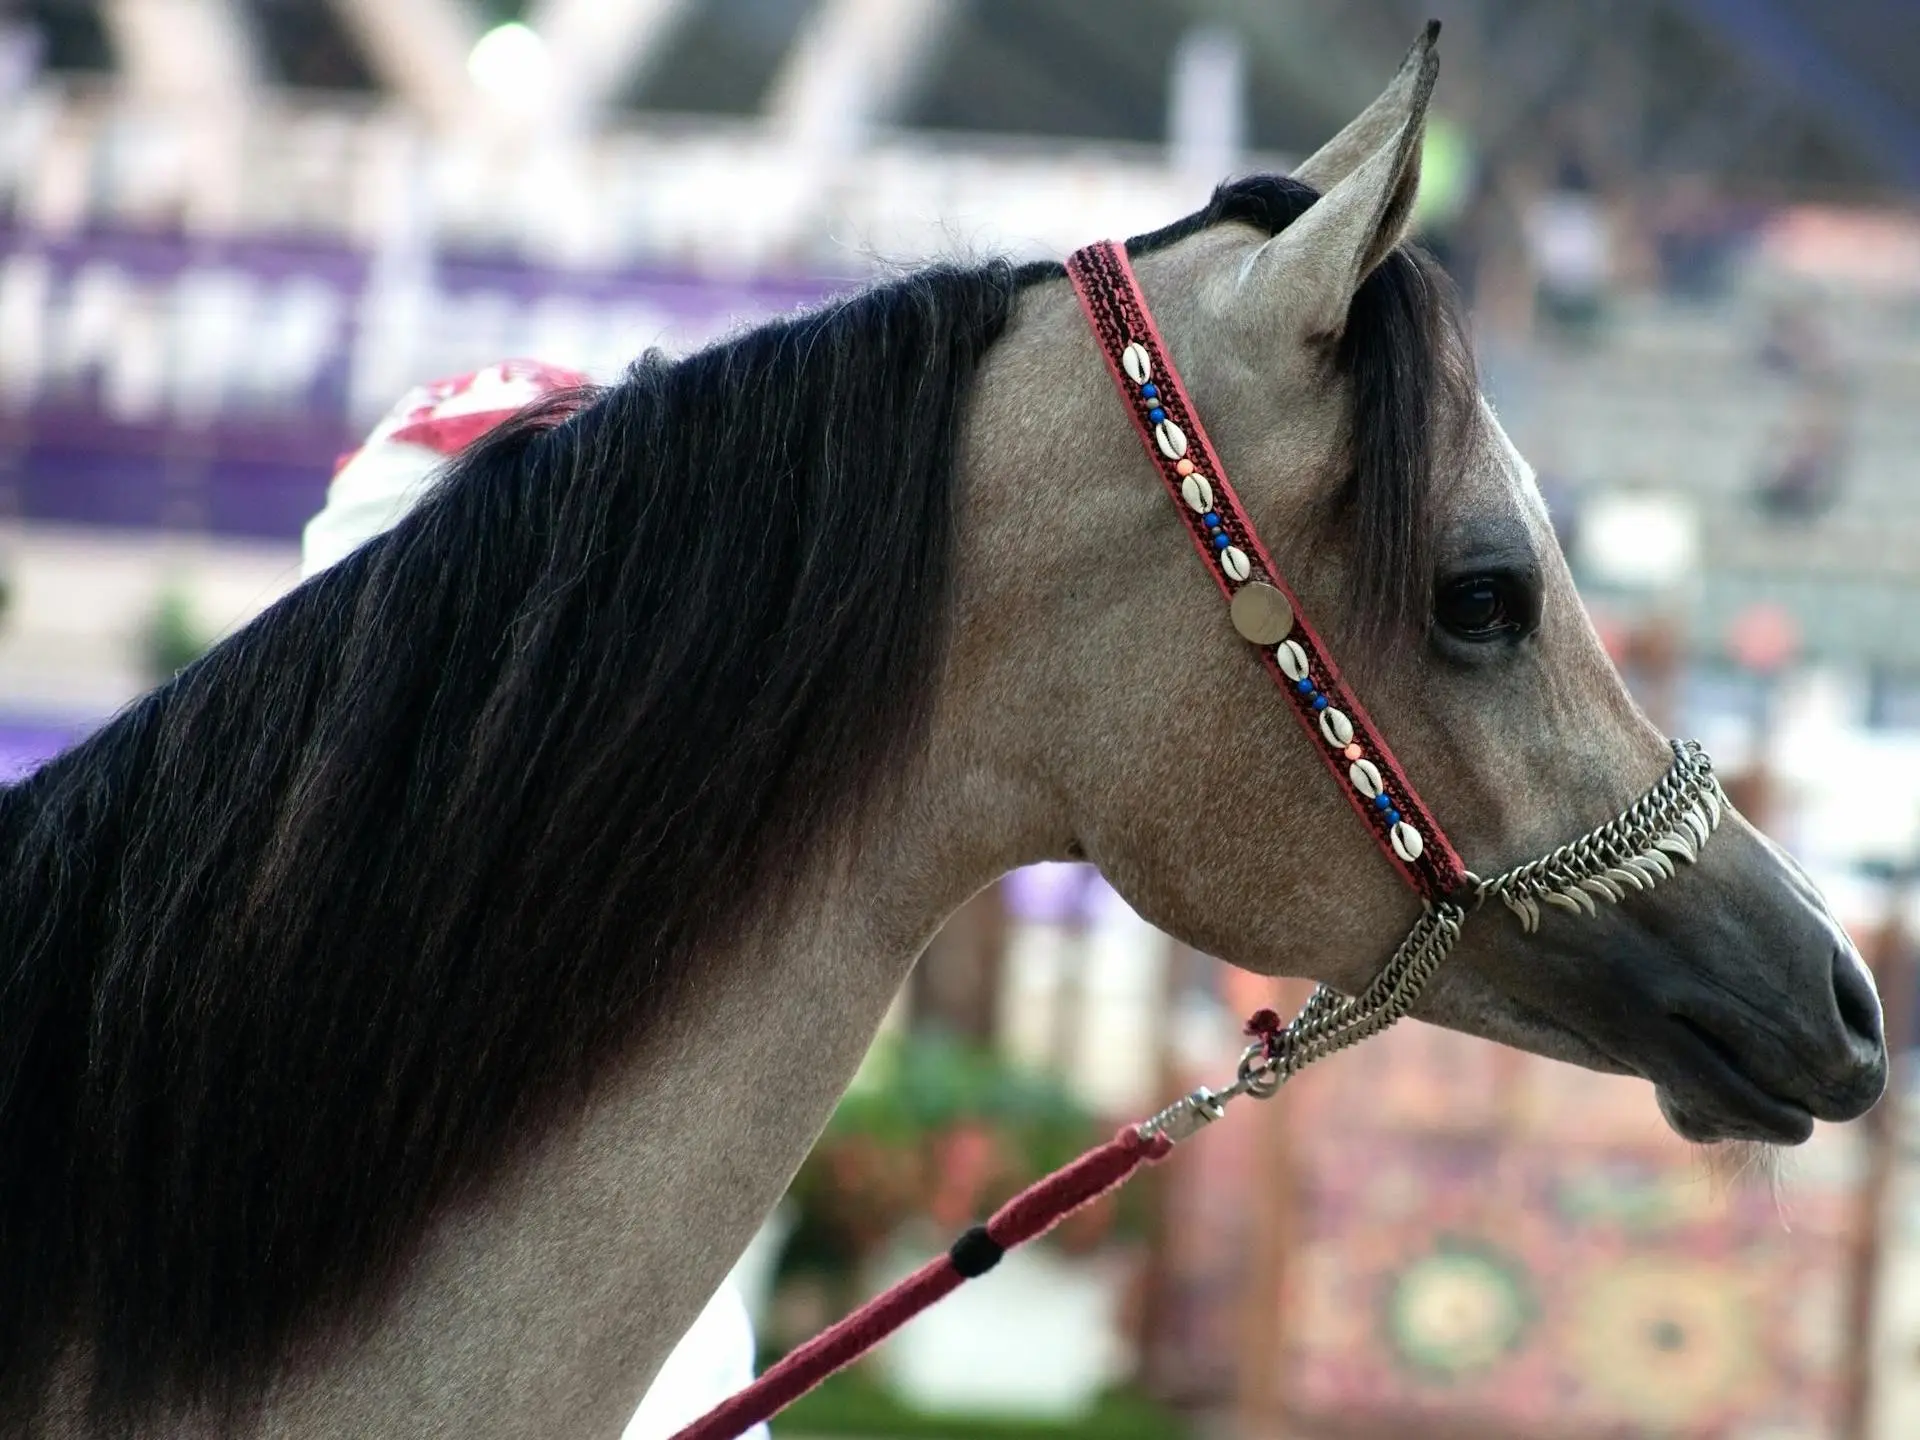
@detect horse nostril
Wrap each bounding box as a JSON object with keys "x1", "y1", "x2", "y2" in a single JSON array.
[{"x1": 1831, "y1": 946, "x2": 1885, "y2": 1053}]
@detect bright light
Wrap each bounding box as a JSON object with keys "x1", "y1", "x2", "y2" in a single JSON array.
[
  {"x1": 1576, "y1": 491, "x2": 1701, "y2": 593},
  {"x1": 467, "y1": 22, "x2": 551, "y2": 101}
]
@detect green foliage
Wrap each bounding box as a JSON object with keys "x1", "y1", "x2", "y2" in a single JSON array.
[
  {"x1": 779, "y1": 1034, "x2": 1145, "y2": 1290},
  {"x1": 475, "y1": 0, "x2": 532, "y2": 23},
  {"x1": 772, "y1": 1369, "x2": 1187, "y2": 1440},
  {"x1": 142, "y1": 583, "x2": 210, "y2": 681},
  {"x1": 827, "y1": 1032, "x2": 1094, "y2": 1174}
]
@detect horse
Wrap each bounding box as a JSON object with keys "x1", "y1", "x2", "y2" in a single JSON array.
[{"x1": 0, "y1": 27, "x2": 1885, "y2": 1439}]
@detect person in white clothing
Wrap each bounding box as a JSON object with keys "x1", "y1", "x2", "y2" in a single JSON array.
[{"x1": 301, "y1": 359, "x2": 769, "y2": 1440}]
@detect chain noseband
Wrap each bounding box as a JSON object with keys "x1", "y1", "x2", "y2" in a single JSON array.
[{"x1": 1063, "y1": 240, "x2": 1731, "y2": 1143}]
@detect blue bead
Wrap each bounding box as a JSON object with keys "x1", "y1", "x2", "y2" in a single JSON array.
[
  {"x1": 1141, "y1": 383, "x2": 1159, "y2": 399},
  {"x1": 1202, "y1": 511, "x2": 1220, "y2": 527},
  {"x1": 1212, "y1": 533, "x2": 1231, "y2": 550},
  {"x1": 1148, "y1": 406, "x2": 1167, "y2": 424},
  {"x1": 1374, "y1": 793, "x2": 1392, "y2": 810},
  {"x1": 1313, "y1": 695, "x2": 1328, "y2": 711},
  {"x1": 1387, "y1": 809, "x2": 1401, "y2": 824},
  {"x1": 1296, "y1": 679, "x2": 1313, "y2": 694}
]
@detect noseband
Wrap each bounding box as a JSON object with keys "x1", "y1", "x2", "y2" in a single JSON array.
[{"x1": 1064, "y1": 241, "x2": 1730, "y2": 1139}]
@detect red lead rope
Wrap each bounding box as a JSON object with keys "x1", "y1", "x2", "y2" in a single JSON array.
[{"x1": 668, "y1": 1127, "x2": 1172, "y2": 1440}]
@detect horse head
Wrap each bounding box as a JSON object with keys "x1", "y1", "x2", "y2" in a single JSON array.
[{"x1": 951, "y1": 26, "x2": 1885, "y2": 1146}]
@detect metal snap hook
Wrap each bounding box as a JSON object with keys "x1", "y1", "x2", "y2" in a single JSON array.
[{"x1": 1235, "y1": 1042, "x2": 1283, "y2": 1099}]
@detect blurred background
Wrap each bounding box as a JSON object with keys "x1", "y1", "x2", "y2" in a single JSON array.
[{"x1": 1, "y1": 0, "x2": 1917, "y2": 1436}]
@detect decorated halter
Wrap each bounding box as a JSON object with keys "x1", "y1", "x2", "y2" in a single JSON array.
[{"x1": 1064, "y1": 240, "x2": 1730, "y2": 1139}]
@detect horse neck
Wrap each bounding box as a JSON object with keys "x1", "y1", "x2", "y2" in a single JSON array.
[{"x1": 255, "y1": 792, "x2": 1014, "y2": 1440}]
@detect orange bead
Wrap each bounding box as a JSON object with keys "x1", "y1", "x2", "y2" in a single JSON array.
[
  {"x1": 1176, "y1": 458, "x2": 1195, "y2": 476},
  {"x1": 1344, "y1": 743, "x2": 1362, "y2": 761}
]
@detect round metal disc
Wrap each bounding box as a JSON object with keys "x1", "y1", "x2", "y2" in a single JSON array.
[{"x1": 1229, "y1": 581, "x2": 1294, "y2": 646}]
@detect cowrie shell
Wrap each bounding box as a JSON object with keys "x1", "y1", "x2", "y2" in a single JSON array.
[
  {"x1": 1275, "y1": 639, "x2": 1309, "y2": 682},
  {"x1": 1349, "y1": 758, "x2": 1383, "y2": 798},
  {"x1": 1318, "y1": 707, "x2": 1353, "y2": 747},
  {"x1": 1220, "y1": 545, "x2": 1250, "y2": 581},
  {"x1": 1154, "y1": 419, "x2": 1188, "y2": 459},
  {"x1": 1390, "y1": 822, "x2": 1424, "y2": 862},
  {"x1": 1121, "y1": 343, "x2": 1151, "y2": 385},
  {"x1": 1180, "y1": 473, "x2": 1214, "y2": 513}
]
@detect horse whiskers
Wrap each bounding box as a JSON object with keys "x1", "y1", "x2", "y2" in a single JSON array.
[{"x1": 1697, "y1": 1140, "x2": 1793, "y2": 1224}]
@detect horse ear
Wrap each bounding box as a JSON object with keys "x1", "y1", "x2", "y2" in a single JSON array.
[
  {"x1": 1236, "y1": 26, "x2": 1438, "y2": 342},
  {"x1": 1292, "y1": 21, "x2": 1440, "y2": 194}
]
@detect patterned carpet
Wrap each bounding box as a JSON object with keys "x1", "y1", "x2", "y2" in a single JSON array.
[{"x1": 1161, "y1": 1012, "x2": 1865, "y2": 1438}]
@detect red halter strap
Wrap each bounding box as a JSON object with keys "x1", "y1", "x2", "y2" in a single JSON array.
[{"x1": 1065, "y1": 240, "x2": 1467, "y2": 903}]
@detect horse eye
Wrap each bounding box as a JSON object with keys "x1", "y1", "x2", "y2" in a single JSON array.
[{"x1": 1434, "y1": 576, "x2": 1521, "y2": 642}]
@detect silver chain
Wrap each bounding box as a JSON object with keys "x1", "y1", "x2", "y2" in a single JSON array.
[
  {"x1": 1472, "y1": 739, "x2": 1725, "y2": 934},
  {"x1": 1137, "y1": 740, "x2": 1725, "y2": 1144}
]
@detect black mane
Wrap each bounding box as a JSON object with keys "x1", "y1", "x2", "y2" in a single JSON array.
[{"x1": 0, "y1": 175, "x2": 1467, "y2": 1423}]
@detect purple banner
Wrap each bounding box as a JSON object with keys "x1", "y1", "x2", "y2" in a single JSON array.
[
  {"x1": 0, "y1": 720, "x2": 89, "y2": 782},
  {"x1": 0, "y1": 229, "x2": 838, "y2": 541}
]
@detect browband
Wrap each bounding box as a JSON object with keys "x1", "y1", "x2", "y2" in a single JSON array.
[{"x1": 1065, "y1": 240, "x2": 1467, "y2": 903}]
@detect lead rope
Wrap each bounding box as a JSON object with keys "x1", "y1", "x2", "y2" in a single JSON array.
[{"x1": 667, "y1": 1127, "x2": 1171, "y2": 1440}]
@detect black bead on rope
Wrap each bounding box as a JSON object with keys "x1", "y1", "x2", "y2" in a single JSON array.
[{"x1": 948, "y1": 1225, "x2": 1004, "y2": 1279}]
